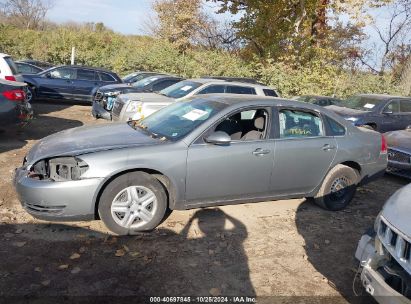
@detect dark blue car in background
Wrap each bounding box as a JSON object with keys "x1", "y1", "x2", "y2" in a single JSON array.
[
  {"x1": 327, "y1": 94, "x2": 411, "y2": 132},
  {"x1": 23, "y1": 65, "x2": 122, "y2": 103}
]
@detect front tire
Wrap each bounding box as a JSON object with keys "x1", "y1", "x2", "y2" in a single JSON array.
[
  {"x1": 98, "y1": 172, "x2": 167, "y2": 235},
  {"x1": 314, "y1": 165, "x2": 359, "y2": 211}
]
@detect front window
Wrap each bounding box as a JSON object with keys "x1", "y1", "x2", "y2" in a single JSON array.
[
  {"x1": 50, "y1": 68, "x2": 75, "y2": 79},
  {"x1": 159, "y1": 81, "x2": 202, "y2": 99},
  {"x1": 345, "y1": 96, "x2": 380, "y2": 111},
  {"x1": 132, "y1": 99, "x2": 227, "y2": 140},
  {"x1": 279, "y1": 109, "x2": 324, "y2": 138}
]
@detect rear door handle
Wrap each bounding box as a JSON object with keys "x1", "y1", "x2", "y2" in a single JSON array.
[
  {"x1": 322, "y1": 144, "x2": 336, "y2": 151},
  {"x1": 252, "y1": 148, "x2": 271, "y2": 156}
]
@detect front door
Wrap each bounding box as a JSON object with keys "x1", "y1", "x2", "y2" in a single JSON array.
[
  {"x1": 270, "y1": 108, "x2": 337, "y2": 195},
  {"x1": 380, "y1": 100, "x2": 402, "y2": 132},
  {"x1": 37, "y1": 67, "x2": 75, "y2": 99},
  {"x1": 186, "y1": 108, "x2": 274, "y2": 204}
]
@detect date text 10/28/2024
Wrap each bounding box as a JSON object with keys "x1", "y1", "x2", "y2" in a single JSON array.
[{"x1": 150, "y1": 297, "x2": 256, "y2": 303}]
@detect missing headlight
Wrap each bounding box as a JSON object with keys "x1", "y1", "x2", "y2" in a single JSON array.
[
  {"x1": 30, "y1": 157, "x2": 89, "y2": 181},
  {"x1": 49, "y1": 157, "x2": 89, "y2": 181}
]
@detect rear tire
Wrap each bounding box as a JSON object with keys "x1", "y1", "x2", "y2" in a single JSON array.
[
  {"x1": 25, "y1": 86, "x2": 35, "y2": 103},
  {"x1": 314, "y1": 165, "x2": 359, "y2": 211},
  {"x1": 98, "y1": 172, "x2": 167, "y2": 235}
]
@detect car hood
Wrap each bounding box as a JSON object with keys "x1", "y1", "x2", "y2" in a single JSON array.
[
  {"x1": 382, "y1": 183, "x2": 411, "y2": 237},
  {"x1": 26, "y1": 123, "x2": 161, "y2": 164},
  {"x1": 385, "y1": 130, "x2": 411, "y2": 152},
  {"x1": 326, "y1": 105, "x2": 369, "y2": 117},
  {"x1": 118, "y1": 92, "x2": 174, "y2": 103},
  {"x1": 99, "y1": 84, "x2": 132, "y2": 92}
]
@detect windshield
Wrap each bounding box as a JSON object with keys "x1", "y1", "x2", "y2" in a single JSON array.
[
  {"x1": 132, "y1": 76, "x2": 159, "y2": 89},
  {"x1": 123, "y1": 73, "x2": 151, "y2": 83},
  {"x1": 345, "y1": 96, "x2": 380, "y2": 111},
  {"x1": 159, "y1": 81, "x2": 201, "y2": 99},
  {"x1": 132, "y1": 99, "x2": 227, "y2": 141}
]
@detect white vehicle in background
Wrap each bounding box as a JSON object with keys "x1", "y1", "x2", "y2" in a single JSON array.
[
  {"x1": 111, "y1": 77, "x2": 279, "y2": 122},
  {"x1": 0, "y1": 53, "x2": 23, "y2": 82}
]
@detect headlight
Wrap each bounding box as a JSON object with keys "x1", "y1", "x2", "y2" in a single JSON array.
[
  {"x1": 126, "y1": 101, "x2": 143, "y2": 113},
  {"x1": 345, "y1": 117, "x2": 359, "y2": 122},
  {"x1": 30, "y1": 157, "x2": 89, "y2": 181},
  {"x1": 106, "y1": 91, "x2": 121, "y2": 97}
]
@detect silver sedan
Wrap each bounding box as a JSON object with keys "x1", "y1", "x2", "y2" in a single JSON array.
[{"x1": 14, "y1": 95, "x2": 388, "y2": 235}]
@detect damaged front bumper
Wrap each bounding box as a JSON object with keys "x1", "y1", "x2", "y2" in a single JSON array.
[
  {"x1": 14, "y1": 166, "x2": 103, "y2": 221},
  {"x1": 355, "y1": 231, "x2": 411, "y2": 304}
]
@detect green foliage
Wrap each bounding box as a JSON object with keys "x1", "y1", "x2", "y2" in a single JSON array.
[{"x1": 0, "y1": 24, "x2": 404, "y2": 98}]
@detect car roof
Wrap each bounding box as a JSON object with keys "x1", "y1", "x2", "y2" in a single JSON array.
[
  {"x1": 145, "y1": 74, "x2": 182, "y2": 80},
  {"x1": 54, "y1": 65, "x2": 117, "y2": 74},
  {"x1": 301, "y1": 95, "x2": 339, "y2": 100},
  {"x1": 355, "y1": 94, "x2": 410, "y2": 100},
  {"x1": 0, "y1": 53, "x2": 11, "y2": 58},
  {"x1": 185, "y1": 78, "x2": 273, "y2": 89}
]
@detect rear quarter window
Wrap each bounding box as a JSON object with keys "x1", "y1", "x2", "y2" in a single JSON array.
[
  {"x1": 325, "y1": 116, "x2": 346, "y2": 136},
  {"x1": 263, "y1": 89, "x2": 277, "y2": 97}
]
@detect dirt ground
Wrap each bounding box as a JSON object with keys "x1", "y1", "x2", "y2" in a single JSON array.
[{"x1": 0, "y1": 102, "x2": 408, "y2": 303}]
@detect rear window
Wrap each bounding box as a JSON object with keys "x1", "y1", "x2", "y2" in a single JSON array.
[
  {"x1": 226, "y1": 86, "x2": 256, "y2": 95},
  {"x1": 263, "y1": 89, "x2": 277, "y2": 97},
  {"x1": 400, "y1": 100, "x2": 411, "y2": 113},
  {"x1": 77, "y1": 69, "x2": 96, "y2": 81},
  {"x1": 4, "y1": 57, "x2": 18, "y2": 75}
]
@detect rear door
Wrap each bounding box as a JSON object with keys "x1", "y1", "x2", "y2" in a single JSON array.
[
  {"x1": 71, "y1": 68, "x2": 99, "y2": 100},
  {"x1": 270, "y1": 108, "x2": 337, "y2": 195}
]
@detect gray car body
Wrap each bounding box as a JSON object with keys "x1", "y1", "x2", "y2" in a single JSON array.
[{"x1": 14, "y1": 95, "x2": 386, "y2": 221}]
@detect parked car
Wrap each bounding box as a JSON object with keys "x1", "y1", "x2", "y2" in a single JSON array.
[
  {"x1": 18, "y1": 60, "x2": 54, "y2": 70},
  {"x1": 15, "y1": 61, "x2": 44, "y2": 74},
  {"x1": 92, "y1": 75, "x2": 183, "y2": 120},
  {"x1": 0, "y1": 53, "x2": 23, "y2": 82},
  {"x1": 122, "y1": 71, "x2": 165, "y2": 84},
  {"x1": 355, "y1": 184, "x2": 411, "y2": 303},
  {"x1": 23, "y1": 65, "x2": 122, "y2": 103},
  {"x1": 384, "y1": 126, "x2": 411, "y2": 178},
  {"x1": 112, "y1": 78, "x2": 280, "y2": 122},
  {"x1": 327, "y1": 94, "x2": 411, "y2": 132},
  {"x1": 295, "y1": 95, "x2": 343, "y2": 107},
  {"x1": 14, "y1": 94, "x2": 387, "y2": 235},
  {"x1": 0, "y1": 79, "x2": 33, "y2": 128}
]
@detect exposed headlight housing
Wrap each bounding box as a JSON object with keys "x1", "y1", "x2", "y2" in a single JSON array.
[
  {"x1": 126, "y1": 100, "x2": 143, "y2": 113},
  {"x1": 106, "y1": 91, "x2": 121, "y2": 97},
  {"x1": 29, "y1": 157, "x2": 89, "y2": 182},
  {"x1": 345, "y1": 117, "x2": 359, "y2": 122}
]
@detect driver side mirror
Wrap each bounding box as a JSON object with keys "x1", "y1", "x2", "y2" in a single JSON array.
[{"x1": 204, "y1": 131, "x2": 231, "y2": 145}]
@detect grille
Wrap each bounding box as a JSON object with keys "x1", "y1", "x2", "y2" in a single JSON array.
[
  {"x1": 388, "y1": 149, "x2": 411, "y2": 164},
  {"x1": 23, "y1": 202, "x2": 65, "y2": 215},
  {"x1": 378, "y1": 217, "x2": 411, "y2": 274}
]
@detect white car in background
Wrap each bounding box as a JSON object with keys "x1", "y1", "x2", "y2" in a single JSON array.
[
  {"x1": 111, "y1": 77, "x2": 279, "y2": 122},
  {"x1": 0, "y1": 53, "x2": 23, "y2": 82}
]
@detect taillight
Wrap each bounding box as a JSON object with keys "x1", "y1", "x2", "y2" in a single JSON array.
[
  {"x1": 5, "y1": 76, "x2": 16, "y2": 81},
  {"x1": 381, "y1": 134, "x2": 387, "y2": 154},
  {"x1": 2, "y1": 89, "x2": 26, "y2": 102}
]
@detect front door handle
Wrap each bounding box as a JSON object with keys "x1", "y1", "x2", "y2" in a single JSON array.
[
  {"x1": 252, "y1": 148, "x2": 271, "y2": 156},
  {"x1": 322, "y1": 144, "x2": 336, "y2": 151}
]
